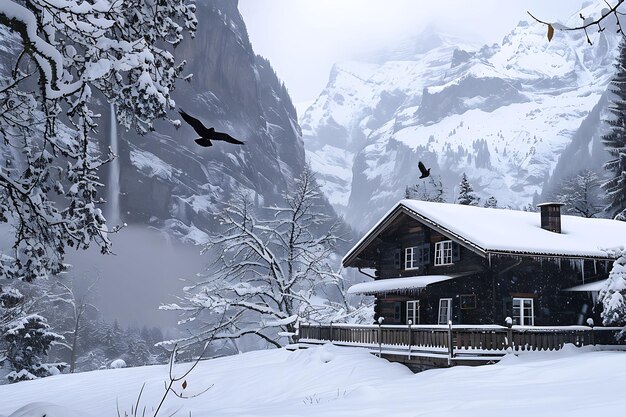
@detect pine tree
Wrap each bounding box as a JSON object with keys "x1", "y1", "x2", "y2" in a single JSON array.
[
  {"x1": 599, "y1": 250, "x2": 626, "y2": 337},
  {"x1": 484, "y1": 196, "x2": 498, "y2": 208},
  {"x1": 602, "y1": 40, "x2": 626, "y2": 220},
  {"x1": 3, "y1": 315, "x2": 66, "y2": 382},
  {"x1": 556, "y1": 170, "x2": 604, "y2": 218},
  {"x1": 457, "y1": 173, "x2": 480, "y2": 206},
  {"x1": 405, "y1": 175, "x2": 447, "y2": 202}
]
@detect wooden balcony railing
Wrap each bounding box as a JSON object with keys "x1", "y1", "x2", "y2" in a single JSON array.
[{"x1": 297, "y1": 322, "x2": 625, "y2": 363}]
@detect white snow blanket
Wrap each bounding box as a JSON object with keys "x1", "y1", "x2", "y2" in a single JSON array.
[{"x1": 1, "y1": 344, "x2": 626, "y2": 416}]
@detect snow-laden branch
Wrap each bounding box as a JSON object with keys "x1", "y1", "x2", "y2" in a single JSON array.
[
  {"x1": 0, "y1": 0, "x2": 196, "y2": 280},
  {"x1": 164, "y1": 167, "x2": 369, "y2": 351}
]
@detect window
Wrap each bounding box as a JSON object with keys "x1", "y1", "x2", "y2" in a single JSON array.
[
  {"x1": 406, "y1": 300, "x2": 420, "y2": 325},
  {"x1": 434, "y1": 241, "x2": 453, "y2": 265},
  {"x1": 405, "y1": 246, "x2": 418, "y2": 270},
  {"x1": 438, "y1": 298, "x2": 452, "y2": 325},
  {"x1": 433, "y1": 241, "x2": 460, "y2": 265},
  {"x1": 460, "y1": 294, "x2": 476, "y2": 309},
  {"x1": 405, "y1": 244, "x2": 430, "y2": 270},
  {"x1": 512, "y1": 298, "x2": 534, "y2": 326}
]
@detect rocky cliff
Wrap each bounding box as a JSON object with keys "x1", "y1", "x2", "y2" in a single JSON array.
[{"x1": 109, "y1": 0, "x2": 308, "y2": 242}]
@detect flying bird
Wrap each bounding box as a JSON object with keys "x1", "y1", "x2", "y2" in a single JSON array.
[
  {"x1": 178, "y1": 109, "x2": 245, "y2": 148},
  {"x1": 418, "y1": 161, "x2": 431, "y2": 179}
]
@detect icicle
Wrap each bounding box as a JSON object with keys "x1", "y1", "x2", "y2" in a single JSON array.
[
  {"x1": 488, "y1": 253, "x2": 492, "y2": 268},
  {"x1": 593, "y1": 260, "x2": 597, "y2": 275},
  {"x1": 557, "y1": 258, "x2": 561, "y2": 271},
  {"x1": 580, "y1": 259, "x2": 585, "y2": 283}
]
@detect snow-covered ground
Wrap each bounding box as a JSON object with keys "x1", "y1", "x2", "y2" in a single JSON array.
[{"x1": 1, "y1": 344, "x2": 625, "y2": 417}]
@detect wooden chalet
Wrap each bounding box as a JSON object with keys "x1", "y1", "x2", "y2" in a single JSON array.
[
  {"x1": 297, "y1": 201, "x2": 626, "y2": 370},
  {"x1": 342, "y1": 200, "x2": 626, "y2": 327}
]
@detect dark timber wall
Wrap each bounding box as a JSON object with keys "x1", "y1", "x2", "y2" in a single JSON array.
[{"x1": 362, "y1": 212, "x2": 610, "y2": 326}]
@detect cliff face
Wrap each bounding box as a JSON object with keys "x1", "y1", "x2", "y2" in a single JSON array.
[{"x1": 109, "y1": 0, "x2": 307, "y2": 242}]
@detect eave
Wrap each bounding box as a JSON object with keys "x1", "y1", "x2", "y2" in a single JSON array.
[{"x1": 342, "y1": 202, "x2": 620, "y2": 268}]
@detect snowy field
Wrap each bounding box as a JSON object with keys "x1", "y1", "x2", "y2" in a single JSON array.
[{"x1": 1, "y1": 344, "x2": 625, "y2": 417}]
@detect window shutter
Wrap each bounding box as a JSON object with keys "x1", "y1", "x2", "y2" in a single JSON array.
[
  {"x1": 393, "y1": 248, "x2": 401, "y2": 269},
  {"x1": 452, "y1": 242, "x2": 461, "y2": 262},
  {"x1": 421, "y1": 243, "x2": 431, "y2": 265}
]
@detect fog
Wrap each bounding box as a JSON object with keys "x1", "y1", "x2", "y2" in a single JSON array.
[
  {"x1": 63, "y1": 226, "x2": 207, "y2": 330},
  {"x1": 239, "y1": 0, "x2": 585, "y2": 107}
]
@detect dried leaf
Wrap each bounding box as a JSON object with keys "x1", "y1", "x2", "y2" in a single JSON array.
[
  {"x1": 182, "y1": 380, "x2": 188, "y2": 389},
  {"x1": 547, "y1": 24, "x2": 554, "y2": 42}
]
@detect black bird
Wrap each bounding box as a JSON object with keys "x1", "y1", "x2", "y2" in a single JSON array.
[
  {"x1": 178, "y1": 109, "x2": 245, "y2": 148},
  {"x1": 418, "y1": 161, "x2": 431, "y2": 179}
]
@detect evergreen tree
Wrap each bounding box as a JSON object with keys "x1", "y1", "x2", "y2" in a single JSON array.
[
  {"x1": 1, "y1": 286, "x2": 65, "y2": 382},
  {"x1": 484, "y1": 196, "x2": 498, "y2": 208},
  {"x1": 602, "y1": 40, "x2": 626, "y2": 220},
  {"x1": 599, "y1": 250, "x2": 626, "y2": 338},
  {"x1": 405, "y1": 175, "x2": 447, "y2": 202},
  {"x1": 3, "y1": 315, "x2": 66, "y2": 382},
  {"x1": 556, "y1": 170, "x2": 604, "y2": 218},
  {"x1": 457, "y1": 173, "x2": 480, "y2": 206}
]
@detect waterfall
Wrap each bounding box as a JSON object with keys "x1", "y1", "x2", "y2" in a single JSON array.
[{"x1": 107, "y1": 103, "x2": 121, "y2": 227}]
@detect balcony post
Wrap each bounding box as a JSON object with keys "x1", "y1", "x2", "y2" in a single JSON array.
[
  {"x1": 408, "y1": 320, "x2": 413, "y2": 358},
  {"x1": 377, "y1": 317, "x2": 384, "y2": 358},
  {"x1": 447, "y1": 320, "x2": 454, "y2": 366}
]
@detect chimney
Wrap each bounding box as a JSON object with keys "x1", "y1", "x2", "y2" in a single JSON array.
[{"x1": 536, "y1": 202, "x2": 564, "y2": 233}]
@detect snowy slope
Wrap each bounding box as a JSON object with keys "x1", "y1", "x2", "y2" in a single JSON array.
[
  {"x1": 302, "y1": 4, "x2": 621, "y2": 230},
  {"x1": 1, "y1": 344, "x2": 626, "y2": 417}
]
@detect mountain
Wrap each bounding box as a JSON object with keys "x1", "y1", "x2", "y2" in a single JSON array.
[
  {"x1": 0, "y1": 0, "x2": 341, "y2": 327},
  {"x1": 110, "y1": 0, "x2": 309, "y2": 243},
  {"x1": 302, "y1": 4, "x2": 621, "y2": 230}
]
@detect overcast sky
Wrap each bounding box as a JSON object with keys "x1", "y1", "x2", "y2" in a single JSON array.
[{"x1": 239, "y1": 1, "x2": 587, "y2": 109}]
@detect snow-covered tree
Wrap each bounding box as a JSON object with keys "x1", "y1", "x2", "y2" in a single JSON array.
[
  {"x1": 0, "y1": 1, "x2": 197, "y2": 280},
  {"x1": 484, "y1": 196, "x2": 498, "y2": 208},
  {"x1": 405, "y1": 175, "x2": 447, "y2": 202},
  {"x1": 556, "y1": 169, "x2": 604, "y2": 218},
  {"x1": 46, "y1": 279, "x2": 98, "y2": 373},
  {"x1": 602, "y1": 40, "x2": 626, "y2": 220},
  {"x1": 2, "y1": 314, "x2": 65, "y2": 382},
  {"x1": 162, "y1": 167, "x2": 359, "y2": 350},
  {"x1": 599, "y1": 249, "x2": 626, "y2": 338},
  {"x1": 457, "y1": 173, "x2": 480, "y2": 206},
  {"x1": 0, "y1": 286, "x2": 25, "y2": 332},
  {"x1": 1, "y1": 284, "x2": 65, "y2": 382}
]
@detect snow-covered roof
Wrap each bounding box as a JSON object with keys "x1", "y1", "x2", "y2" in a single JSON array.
[
  {"x1": 563, "y1": 279, "x2": 608, "y2": 292},
  {"x1": 343, "y1": 200, "x2": 626, "y2": 265},
  {"x1": 348, "y1": 275, "x2": 457, "y2": 295}
]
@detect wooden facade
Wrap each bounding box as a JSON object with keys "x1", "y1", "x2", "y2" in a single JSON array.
[{"x1": 344, "y1": 206, "x2": 613, "y2": 328}]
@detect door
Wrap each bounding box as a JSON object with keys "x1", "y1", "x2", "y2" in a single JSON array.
[
  {"x1": 406, "y1": 300, "x2": 420, "y2": 325},
  {"x1": 438, "y1": 298, "x2": 452, "y2": 325},
  {"x1": 512, "y1": 298, "x2": 534, "y2": 326}
]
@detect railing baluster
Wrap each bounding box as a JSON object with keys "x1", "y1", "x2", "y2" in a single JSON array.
[{"x1": 294, "y1": 324, "x2": 625, "y2": 365}]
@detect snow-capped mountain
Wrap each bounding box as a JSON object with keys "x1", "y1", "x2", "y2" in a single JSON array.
[{"x1": 302, "y1": 4, "x2": 620, "y2": 231}]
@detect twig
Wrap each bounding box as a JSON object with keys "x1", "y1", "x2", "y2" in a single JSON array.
[{"x1": 528, "y1": 0, "x2": 626, "y2": 44}]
